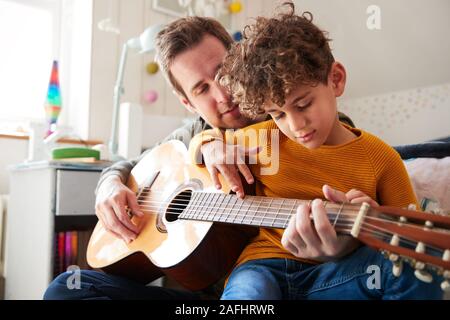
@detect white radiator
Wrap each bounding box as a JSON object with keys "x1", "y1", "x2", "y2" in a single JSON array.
[{"x1": 0, "y1": 194, "x2": 8, "y2": 277}]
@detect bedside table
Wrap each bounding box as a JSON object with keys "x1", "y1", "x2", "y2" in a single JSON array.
[{"x1": 5, "y1": 160, "x2": 110, "y2": 300}]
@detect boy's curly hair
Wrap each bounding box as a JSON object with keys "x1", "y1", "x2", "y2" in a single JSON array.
[{"x1": 218, "y1": 2, "x2": 334, "y2": 118}]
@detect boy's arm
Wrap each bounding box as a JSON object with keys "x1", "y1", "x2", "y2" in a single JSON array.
[
  {"x1": 189, "y1": 129, "x2": 257, "y2": 198},
  {"x1": 189, "y1": 128, "x2": 225, "y2": 166}
]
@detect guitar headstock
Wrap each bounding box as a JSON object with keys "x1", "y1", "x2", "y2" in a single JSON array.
[{"x1": 353, "y1": 203, "x2": 450, "y2": 291}]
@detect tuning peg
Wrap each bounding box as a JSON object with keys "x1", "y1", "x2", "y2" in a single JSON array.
[
  {"x1": 389, "y1": 253, "x2": 399, "y2": 262},
  {"x1": 441, "y1": 252, "x2": 450, "y2": 291},
  {"x1": 388, "y1": 235, "x2": 400, "y2": 262},
  {"x1": 441, "y1": 280, "x2": 450, "y2": 291},
  {"x1": 424, "y1": 220, "x2": 433, "y2": 229},
  {"x1": 412, "y1": 242, "x2": 433, "y2": 282},
  {"x1": 390, "y1": 234, "x2": 400, "y2": 246},
  {"x1": 441, "y1": 270, "x2": 450, "y2": 291},
  {"x1": 392, "y1": 260, "x2": 403, "y2": 277},
  {"x1": 398, "y1": 216, "x2": 407, "y2": 226},
  {"x1": 414, "y1": 263, "x2": 433, "y2": 283},
  {"x1": 443, "y1": 249, "x2": 450, "y2": 262}
]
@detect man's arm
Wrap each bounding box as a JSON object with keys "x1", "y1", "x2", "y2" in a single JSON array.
[{"x1": 95, "y1": 117, "x2": 209, "y2": 243}]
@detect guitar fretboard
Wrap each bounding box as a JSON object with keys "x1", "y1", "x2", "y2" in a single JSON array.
[{"x1": 179, "y1": 191, "x2": 360, "y2": 231}]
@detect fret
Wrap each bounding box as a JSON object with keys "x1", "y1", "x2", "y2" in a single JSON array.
[
  {"x1": 260, "y1": 198, "x2": 273, "y2": 228},
  {"x1": 227, "y1": 195, "x2": 237, "y2": 223},
  {"x1": 207, "y1": 193, "x2": 224, "y2": 221},
  {"x1": 232, "y1": 196, "x2": 245, "y2": 224},
  {"x1": 272, "y1": 198, "x2": 285, "y2": 228},
  {"x1": 195, "y1": 192, "x2": 209, "y2": 219},
  {"x1": 219, "y1": 194, "x2": 233, "y2": 223},
  {"x1": 229, "y1": 195, "x2": 238, "y2": 223},
  {"x1": 201, "y1": 192, "x2": 215, "y2": 221},
  {"x1": 289, "y1": 199, "x2": 297, "y2": 227},
  {"x1": 184, "y1": 191, "x2": 199, "y2": 219},
  {"x1": 241, "y1": 197, "x2": 253, "y2": 225},
  {"x1": 215, "y1": 193, "x2": 227, "y2": 223},
  {"x1": 202, "y1": 193, "x2": 217, "y2": 221},
  {"x1": 193, "y1": 192, "x2": 206, "y2": 220},
  {"x1": 183, "y1": 191, "x2": 195, "y2": 219},
  {"x1": 249, "y1": 197, "x2": 262, "y2": 226},
  {"x1": 236, "y1": 198, "x2": 251, "y2": 224},
  {"x1": 193, "y1": 192, "x2": 212, "y2": 220},
  {"x1": 333, "y1": 202, "x2": 345, "y2": 227}
]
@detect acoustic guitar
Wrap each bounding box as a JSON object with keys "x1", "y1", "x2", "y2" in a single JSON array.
[{"x1": 87, "y1": 140, "x2": 450, "y2": 291}]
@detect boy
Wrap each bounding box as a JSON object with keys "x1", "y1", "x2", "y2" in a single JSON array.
[{"x1": 189, "y1": 3, "x2": 443, "y2": 299}]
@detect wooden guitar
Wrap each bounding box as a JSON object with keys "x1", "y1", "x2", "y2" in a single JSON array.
[{"x1": 87, "y1": 140, "x2": 450, "y2": 291}]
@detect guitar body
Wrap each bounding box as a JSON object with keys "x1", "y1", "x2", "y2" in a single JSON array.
[{"x1": 87, "y1": 140, "x2": 257, "y2": 290}]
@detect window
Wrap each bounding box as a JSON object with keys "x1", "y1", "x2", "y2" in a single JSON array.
[
  {"x1": 0, "y1": 0, "x2": 93, "y2": 139},
  {"x1": 0, "y1": 0, "x2": 61, "y2": 128}
]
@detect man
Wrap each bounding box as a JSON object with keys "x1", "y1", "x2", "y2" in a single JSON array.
[{"x1": 43, "y1": 16, "x2": 354, "y2": 300}]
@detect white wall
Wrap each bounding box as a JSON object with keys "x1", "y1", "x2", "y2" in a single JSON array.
[
  {"x1": 87, "y1": 0, "x2": 274, "y2": 146},
  {"x1": 0, "y1": 139, "x2": 28, "y2": 194},
  {"x1": 87, "y1": 0, "x2": 450, "y2": 145}
]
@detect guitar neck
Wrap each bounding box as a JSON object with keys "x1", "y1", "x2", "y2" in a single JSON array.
[{"x1": 179, "y1": 191, "x2": 359, "y2": 233}]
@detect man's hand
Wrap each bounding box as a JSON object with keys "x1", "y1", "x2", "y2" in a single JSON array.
[
  {"x1": 95, "y1": 175, "x2": 144, "y2": 243},
  {"x1": 281, "y1": 185, "x2": 379, "y2": 261},
  {"x1": 201, "y1": 140, "x2": 259, "y2": 198}
]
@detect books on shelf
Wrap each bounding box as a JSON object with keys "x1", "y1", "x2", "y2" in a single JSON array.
[{"x1": 53, "y1": 229, "x2": 93, "y2": 277}]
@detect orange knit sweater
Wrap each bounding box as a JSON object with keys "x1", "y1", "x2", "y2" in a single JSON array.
[{"x1": 189, "y1": 119, "x2": 418, "y2": 267}]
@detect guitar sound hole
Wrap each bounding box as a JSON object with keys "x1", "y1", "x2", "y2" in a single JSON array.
[{"x1": 166, "y1": 189, "x2": 192, "y2": 222}]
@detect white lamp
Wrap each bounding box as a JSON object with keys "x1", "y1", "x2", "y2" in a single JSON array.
[{"x1": 109, "y1": 24, "x2": 164, "y2": 161}]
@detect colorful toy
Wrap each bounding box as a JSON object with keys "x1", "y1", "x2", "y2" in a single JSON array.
[
  {"x1": 144, "y1": 90, "x2": 158, "y2": 104},
  {"x1": 229, "y1": 1, "x2": 242, "y2": 14},
  {"x1": 44, "y1": 60, "x2": 62, "y2": 137},
  {"x1": 146, "y1": 62, "x2": 159, "y2": 75},
  {"x1": 233, "y1": 31, "x2": 243, "y2": 41}
]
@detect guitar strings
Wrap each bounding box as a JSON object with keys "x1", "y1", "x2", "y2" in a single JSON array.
[
  {"x1": 134, "y1": 202, "x2": 446, "y2": 256},
  {"x1": 130, "y1": 189, "x2": 449, "y2": 256},
  {"x1": 134, "y1": 195, "x2": 438, "y2": 234},
  {"x1": 136, "y1": 204, "x2": 446, "y2": 259},
  {"x1": 134, "y1": 194, "x2": 450, "y2": 246}
]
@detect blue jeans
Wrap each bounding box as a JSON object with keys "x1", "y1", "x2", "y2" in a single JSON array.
[
  {"x1": 43, "y1": 270, "x2": 201, "y2": 300},
  {"x1": 221, "y1": 246, "x2": 444, "y2": 300}
]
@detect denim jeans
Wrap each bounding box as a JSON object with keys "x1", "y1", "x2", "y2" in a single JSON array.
[
  {"x1": 221, "y1": 246, "x2": 444, "y2": 300},
  {"x1": 43, "y1": 270, "x2": 201, "y2": 300}
]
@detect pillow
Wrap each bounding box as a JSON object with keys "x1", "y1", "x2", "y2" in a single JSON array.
[{"x1": 404, "y1": 157, "x2": 450, "y2": 214}]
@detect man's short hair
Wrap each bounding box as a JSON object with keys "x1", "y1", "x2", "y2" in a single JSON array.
[{"x1": 155, "y1": 16, "x2": 233, "y2": 99}]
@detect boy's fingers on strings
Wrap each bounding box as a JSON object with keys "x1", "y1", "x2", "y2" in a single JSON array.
[
  {"x1": 310, "y1": 199, "x2": 338, "y2": 251},
  {"x1": 282, "y1": 214, "x2": 306, "y2": 256},
  {"x1": 350, "y1": 196, "x2": 379, "y2": 207},
  {"x1": 237, "y1": 163, "x2": 254, "y2": 185},
  {"x1": 295, "y1": 203, "x2": 321, "y2": 253},
  {"x1": 322, "y1": 184, "x2": 348, "y2": 204},
  {"x1": 346, "y1": 189, "x2": 379, "y2": 207},
  {"x1": 217, "y1": 164, "x2": 245, "y2": 198},
  {"x1": 207, "y1": 166, "x2": 222, "y2": 190}
]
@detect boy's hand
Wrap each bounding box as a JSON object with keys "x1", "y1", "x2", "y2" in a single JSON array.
[
  {"x1": 281, "y1": 185, "x2": 379, "y2": 261},
  {"x1": 201, "y1": 140, "x2": 258, "y2": 198},
  {"x1": 95, "y1": 175, "x2": 144, "y2": 243}
]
